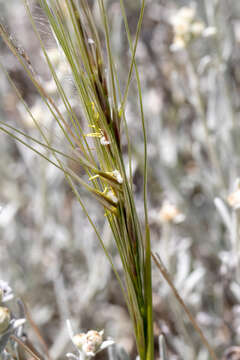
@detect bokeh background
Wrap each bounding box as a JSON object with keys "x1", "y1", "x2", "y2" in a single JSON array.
[{"x1": 1, "y1": 0, "x2": 240, "y2": 359}]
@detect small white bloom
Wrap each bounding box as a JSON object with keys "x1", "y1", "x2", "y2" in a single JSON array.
[
  {"x1": 71, "y1": 329, "x2": 113, "y2": 358},
  {"x1": 171, "y1": 7, "x2": 195, "y2": 35},
  {"x1": 0, "y1": 281, "x2": 14, "y2": 302},
  {"x1": 172, "y1": 19, "x2": 190, "y2": 37},
  {"x1": 100, "y1": 136, "x2": 110, "y2": 146},
  {"x1": 170, "y1": 36, "x2": 186, "y2": 51},
  {"x1": 190, "y1": 21, "x2": 205, "y2": 36},
  {"x1": 170, "y1": 7, "x2": 195, "y2": 51},
  {"x1": 159, "y1": 201, "x2": 185, "y2": 224},
  {"x1": 112, "y1": 170, "x2": 123, "y2": 184},
  {"x1": 106, "y1": 190, "x2": 118, "y2": 205},
  {"x1": 170, "y1": 6, "x2": 209, "y2": 49},
  {"x1": 88, "y1": 38, "x2": 95, "y2": 45},
  {"x1": 203, "y1": 27, "x2": 217, "y2": 38},
  {"x1": 177, "y1": 7, "x2": 195, "y2": 23},
  {"x1": 227, "y1": 190, "x2": 240, "y2": 210}
]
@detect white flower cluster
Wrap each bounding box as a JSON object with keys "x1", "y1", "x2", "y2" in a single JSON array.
[
  {"x1": 67, "y1": 321, "x2": 114, "y2": 359},
  {"x1": 72, "y1": 330, "x2": 104, "y2": 357},
  {"x1": 170, "y1": 7, "x2": 217, "y2": 51},
  {"x1": 159, "y1": 201, "x2": 185, "y2": 224}
]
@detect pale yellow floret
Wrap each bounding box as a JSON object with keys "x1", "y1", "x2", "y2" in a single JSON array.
[
  {"x1": 85, "y1": 132, "x2": 102, "y2": 138},
  {"x1": 227, "y1": 190, "x2": 240, "y2": 209},
  {"x1": 159, "y1": 201, "x2": 185, "y2": 224},
  {"x1": 0, "y1": 306, "x2": 10, "y2": 334}
]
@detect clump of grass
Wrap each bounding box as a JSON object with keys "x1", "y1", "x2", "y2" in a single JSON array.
[{"x1": 0, "y1": 0, "x2": 153, "y2": 359}]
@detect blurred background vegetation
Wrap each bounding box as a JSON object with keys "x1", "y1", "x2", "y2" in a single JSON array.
[{"x1": 1, "y1": 0, "x2": 240, "y2": 359}]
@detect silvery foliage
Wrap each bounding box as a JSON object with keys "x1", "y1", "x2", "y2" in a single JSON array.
[
  {"x1": 159, "y1": 335, "x2": 169, "y2": 360},
  {"x1": 0, "y1": 281, "x2": 26, "y2": 356},
  {"x1": 108, "y1": 344, "x2": 131, "y2": 360}
]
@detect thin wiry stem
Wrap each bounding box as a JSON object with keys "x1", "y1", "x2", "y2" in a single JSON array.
[
  {"x1": 22, "y1": 301, "x2": 52, "y2": 360},
  {"x1": 152, "y1": 252, "x2": 218, "y2": 360},
  {"x1": 0, "y1": 120, "x2": 77, "y2": 163},
  {"x1": 10, "y1": 335, "x2": 41, "y2": 360}
]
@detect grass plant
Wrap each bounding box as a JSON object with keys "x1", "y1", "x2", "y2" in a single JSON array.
[{"x1": 0, "y1": 0, "x2": 153, "y2": 359}]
